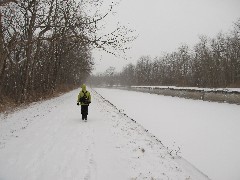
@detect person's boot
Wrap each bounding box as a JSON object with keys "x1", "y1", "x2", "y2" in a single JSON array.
[
  {"x1": 84, "y1": 115, "x2": 87, "y2": 121},
  {"x1": 82, "y1": 115, "x2": 84, "y2": 120}
]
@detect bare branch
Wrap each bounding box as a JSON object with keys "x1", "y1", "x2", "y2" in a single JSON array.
[{"x1": 0, "y1": 0, "x2": 17, "y2": 6}]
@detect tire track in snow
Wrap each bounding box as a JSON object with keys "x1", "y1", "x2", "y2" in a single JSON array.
[{"x1": 83, "y1": 122, "x2": 97, "y2": 180}]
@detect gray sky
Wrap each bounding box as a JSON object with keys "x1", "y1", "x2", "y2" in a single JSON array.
[{"x1": 92, "y1": 0, "x2": 240, "y2": 74}]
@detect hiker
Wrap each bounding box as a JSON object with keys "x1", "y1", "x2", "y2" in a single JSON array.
[{"x1": 77, "y1": 84, "x2": 91, "y2": 121}]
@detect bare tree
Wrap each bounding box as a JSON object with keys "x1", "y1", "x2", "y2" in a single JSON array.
[
  {"x1": 0, "y1": 0, "x2": 136, "y2": 106},
  {"x1": 102, "y1": 19, "x2": 240, "y2": 88}
]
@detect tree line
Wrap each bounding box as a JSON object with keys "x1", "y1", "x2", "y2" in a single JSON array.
[
  {"x1": 91, "y1": 19, "x2": 240, "y2": 88},
  {"x1": 0, "y1": 0, "x2": 134, "y2": 106}
]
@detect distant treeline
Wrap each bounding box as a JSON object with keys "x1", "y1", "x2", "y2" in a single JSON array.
[
  {"x1": 91, "y1": 19, "x2": 240, "y2": 88},
  {"x1": 0, "y1": 0, "x2": 134, "y2": 106}
]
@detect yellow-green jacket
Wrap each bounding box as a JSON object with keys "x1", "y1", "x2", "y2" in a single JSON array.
[{"x1": 77, "y1": 84, "x2": 91, "y2": 105}]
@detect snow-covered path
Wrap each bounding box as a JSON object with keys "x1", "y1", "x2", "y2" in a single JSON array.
[{"x1": 0, "y1": 88, "x2": 209, "y2": 180}]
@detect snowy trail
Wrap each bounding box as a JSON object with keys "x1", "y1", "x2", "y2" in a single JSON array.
[
  {"x1": 0, "y1": 89, "x2": 209, "y2": 180},
  {"x1": 0, "y1": 91, "x2": 96, "y2": 180}
]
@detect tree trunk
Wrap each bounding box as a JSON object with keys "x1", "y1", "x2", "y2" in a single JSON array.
[
  {"x1": 0, "y1": 12, "x2": 7, "y2": 100},
  {"x1": 21, "y1": 0, "x2": 37, "y2": 102}
]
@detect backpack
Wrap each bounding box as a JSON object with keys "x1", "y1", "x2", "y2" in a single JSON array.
[{"x1": 80, "y1": 91, "x2": 89, "y2": 104}]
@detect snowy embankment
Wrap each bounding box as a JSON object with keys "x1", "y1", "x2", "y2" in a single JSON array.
[
  {"x1": 0, "y1": 88, "x2": 209, "y2": 180},
  {"x1": 110, "y1": 86, "x2": 240, "y2": 104},
  {"x1": 131, "y1": 86, "x2": 240, "y2": 93},
  {"x1": 94, "y1": 88, "x2": 240, "y2": 180}
]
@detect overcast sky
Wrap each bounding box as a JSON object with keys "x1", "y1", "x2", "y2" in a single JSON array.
[{"x1": 92, "y1": 0, "x2": 240, "y2": 74}]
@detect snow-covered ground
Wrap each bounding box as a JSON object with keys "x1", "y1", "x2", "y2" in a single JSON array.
[
  {"x1": 0, "y1": 88, "x2": 209, "y2": 180},
  {"x1": 95, "y1": 88, "x2": 240, "y2": 180}
]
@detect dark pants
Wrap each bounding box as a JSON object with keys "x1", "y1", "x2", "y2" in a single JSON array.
[{"x1": 81, "y1": 105, "x2": 88, "y2": 119}]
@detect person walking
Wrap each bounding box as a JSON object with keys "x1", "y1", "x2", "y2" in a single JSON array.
[{"x1": 77, "y1": 84, "x2": 91, "y2": 121}]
